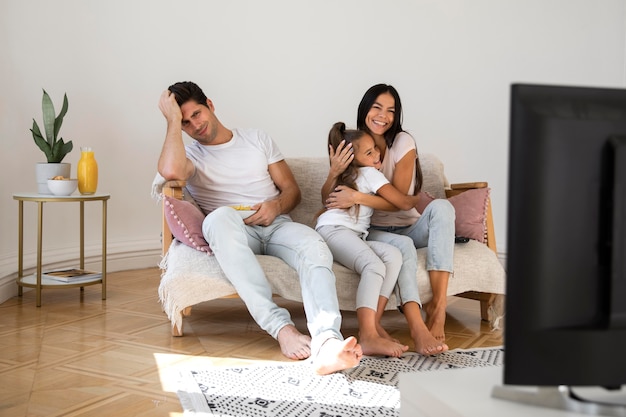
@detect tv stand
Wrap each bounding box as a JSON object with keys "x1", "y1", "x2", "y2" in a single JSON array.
[{"x1": 492, "y1": 385, "x2": 626, "y2": 417}]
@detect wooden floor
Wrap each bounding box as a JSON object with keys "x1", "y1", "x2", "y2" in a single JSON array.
[{"x1": 0, "y1": 267, "x2": 502, "y2": 417}]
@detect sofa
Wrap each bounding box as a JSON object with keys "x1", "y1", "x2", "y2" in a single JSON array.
[{"x1": 155, "y1": 153, "x2": 506, "y2": 336}]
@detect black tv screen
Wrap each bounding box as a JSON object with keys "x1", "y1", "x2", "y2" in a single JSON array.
[{"x1": 504, "y1": 83, "x2": 626, "y2": 389}]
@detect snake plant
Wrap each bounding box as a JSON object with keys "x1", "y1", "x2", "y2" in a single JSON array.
[{"x1": 30, "y1": 89, "x2": 73, "y2": 163}]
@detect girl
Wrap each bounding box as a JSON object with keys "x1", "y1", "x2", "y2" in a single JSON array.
[{"x1": 317, "y1": 122, "x2": 446, "y2": 357}]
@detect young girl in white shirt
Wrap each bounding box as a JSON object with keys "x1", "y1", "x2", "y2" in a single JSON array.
[{"x1": 316, "y1": 122, "x2": 426, "y2": 357}]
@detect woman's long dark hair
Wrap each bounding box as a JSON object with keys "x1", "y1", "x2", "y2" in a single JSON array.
[
  {"x1": 357, "y1": 84, "x2": 404, "y2": 148},
  {"x1": 356, "y1": 83, "x2": 423, "y2": 193}
]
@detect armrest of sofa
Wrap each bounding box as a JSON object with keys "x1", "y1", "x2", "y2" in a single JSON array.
[
  {"x1": 446, "y1": 181, "x2": 497, "y2": 254},
  {"x1": 447, "y1": 181, "x2": 502, "y2": 322},
  {"x1": 161, "y1": 180, "x2": 187, "y2": 256}
]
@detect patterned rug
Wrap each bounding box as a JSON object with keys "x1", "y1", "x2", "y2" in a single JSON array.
[{"x1": 175, "y1": 346, "x2": 503, "y2": 416}]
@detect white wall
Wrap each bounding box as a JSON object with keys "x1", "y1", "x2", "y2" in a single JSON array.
[{"x1": 1, "y1": 0, "x2": 624, "y2": 303}]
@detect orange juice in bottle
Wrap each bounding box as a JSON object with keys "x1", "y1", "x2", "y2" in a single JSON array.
[{"x1": 77, "y1": 147, "x2": 98, "y2": 195}]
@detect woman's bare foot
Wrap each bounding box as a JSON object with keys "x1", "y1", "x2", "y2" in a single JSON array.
[
  {"x1": 400, "y1": 301, "x2": 447, "y2": 354},
  {"x1": 412, "y1": 324, "x2": 448, "y2": 356},
  {"x1": 425, "y1": 302, "x2": 447, "y2": 342},
  {"x1": 360, "y1": 333, "x2": 408, "y2": 358},
  {"x1": 313, "y1": 336, "x2": 363, "y2": 375},
  {"x1": 277, "y1": 325, "x2": 311, "y2": 360},
  {"x1": 425, "y1": 270, "x2": 450, "y2": 341}
]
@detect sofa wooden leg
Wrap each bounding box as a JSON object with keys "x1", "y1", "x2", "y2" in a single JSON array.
[
  {"x1": 458, "y1": 291, "x2": 497, "y2": 322},
  {"x1": 479, "y1": 298, "x2": 491, "y2": 322},
  {"x1": 172, "y1": 324, "x2": 183, "y2": 337},
  {"x1": 170, "y1": 307, "x2": 193, "y2": 336}
]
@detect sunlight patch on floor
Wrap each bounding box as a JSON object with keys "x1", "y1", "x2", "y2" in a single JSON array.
[{"x1": 153, "y1": 352, "x2": 284, "y2": 393}]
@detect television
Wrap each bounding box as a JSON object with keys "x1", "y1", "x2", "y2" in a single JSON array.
[{"x1": 492, "y1": 83, "x2": 626, "y2": 415}]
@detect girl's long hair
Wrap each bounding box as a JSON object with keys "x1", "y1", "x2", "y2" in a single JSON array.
[
  {"x1": 328, "y1": 122, "x2": 366, "y2": 190},
  {"x1": 326, "y1": 122, "x2": 369, "y2": 218}
]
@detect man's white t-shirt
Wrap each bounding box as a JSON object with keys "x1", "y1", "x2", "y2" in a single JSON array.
[
  {"x1": 184, "y1": 128, "x2": 284, "y2": 214},
  {"x1": 316, "y1": 166, "x2": 389, "y2": 237}
]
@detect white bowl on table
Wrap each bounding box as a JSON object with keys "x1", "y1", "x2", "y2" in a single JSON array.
[{"x1": 47, "y1": 178, "x2": 78, "y2": 196}]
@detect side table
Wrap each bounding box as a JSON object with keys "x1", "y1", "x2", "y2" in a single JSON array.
[{"x1": 13, "y1": 193, "x2": 110, "y2": 307}]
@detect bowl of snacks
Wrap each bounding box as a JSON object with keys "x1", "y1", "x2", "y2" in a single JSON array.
[{"x1": 47, "y1": 176, "x2": 78, "y2": 196}]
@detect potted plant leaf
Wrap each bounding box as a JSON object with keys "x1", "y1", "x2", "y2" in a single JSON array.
[{"x1": 31, "y1": 89, "x2": 74, "y2": 194}]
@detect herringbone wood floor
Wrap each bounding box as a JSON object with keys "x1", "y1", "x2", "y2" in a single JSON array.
[{"x1": 0, "y1": 267, "x2": 502, "y2": 416}]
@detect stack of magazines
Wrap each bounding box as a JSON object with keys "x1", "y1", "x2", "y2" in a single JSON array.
[{"x1": 42, "y1": 268, "x2": 102, "y2": 283}]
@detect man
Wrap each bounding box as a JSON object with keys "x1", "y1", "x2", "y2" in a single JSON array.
[{"x1": 157, "y1": 81, "x2": 362, "y2": 375}]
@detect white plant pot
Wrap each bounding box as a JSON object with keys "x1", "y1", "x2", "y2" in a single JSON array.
[{"x1": 35, "y1": 163, "x2": 71, "y2": 194}]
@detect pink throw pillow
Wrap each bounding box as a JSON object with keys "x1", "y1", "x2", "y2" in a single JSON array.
[
  {"x1": 416, "y1": 188, "x2": 490, "y2": 243},
  {"x1": 163, "y1": 195, "x2": 212, "y2": 254}
]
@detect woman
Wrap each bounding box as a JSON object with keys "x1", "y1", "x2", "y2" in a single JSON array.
[{"x1": 323, "y1": 84, "x2": 455, "y2": 342}]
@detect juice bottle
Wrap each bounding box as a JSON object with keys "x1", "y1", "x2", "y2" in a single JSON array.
[{"x1": 77, "y1": 147, "x2": 98, "y2": 195}]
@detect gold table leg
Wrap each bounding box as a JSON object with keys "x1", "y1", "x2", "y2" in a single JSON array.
[
  {"x1": 17, "y1": 201, "x2": 23, "y2": 297},
  {"x1": 101, "y1": 199, "x2": 107, "y2": 300},
  {"x1": 36, "y1": 201, "x2": 43, "y2": 307}
]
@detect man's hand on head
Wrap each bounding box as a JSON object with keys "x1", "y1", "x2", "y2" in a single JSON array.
[
  {"x1": 158, "y1": 89, "x2": 182, "y2": 124},
  {"x1": 157, "y1": 88, "x2": 193, "y2": 180}
]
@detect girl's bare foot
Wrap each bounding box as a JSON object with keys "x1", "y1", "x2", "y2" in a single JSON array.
[
  {"x1": 314, "y1": 336, "x2": 363, "y2": 375},
  {"x1": 360, "y1": 333, "x2": 408, "y2": 358},
  {"x1": 277, "y1": 325, "x2": 311, "y2": 360}
]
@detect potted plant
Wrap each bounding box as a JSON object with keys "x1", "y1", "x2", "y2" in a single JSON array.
[{"x1": 31, "y1": 89, "x2": 74, "y2": 194}]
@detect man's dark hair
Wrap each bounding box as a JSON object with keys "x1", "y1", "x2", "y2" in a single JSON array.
[{"x1": 168, "y1": 81, "x2": 209, "y2": 108}]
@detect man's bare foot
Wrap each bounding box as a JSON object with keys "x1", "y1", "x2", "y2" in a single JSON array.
[
  {"x1": 412, "y1": 325, "x2": 448, "y2": 356},
  {"x1": 277, "y1": 325, "x2": 311, "y2": 360},
  {"x1": 425, "y1": 303, "x2": 447, "y2": 342},
  {"x1": 360, "y1": 333, "x2": 408, "y2": 358},
  {"x1": 313, "y1": 336, "x2": 363, "y2": 375}
]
